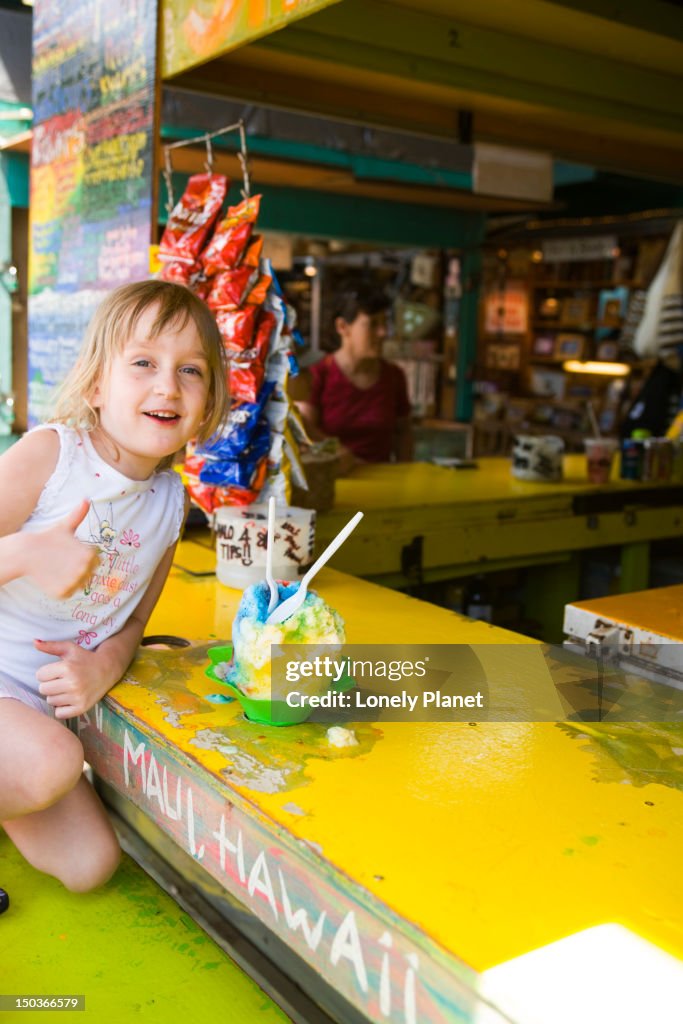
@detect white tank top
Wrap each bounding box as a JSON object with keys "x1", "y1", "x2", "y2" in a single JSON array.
[{"x1": 0, "y1": 424, "x2": 185, "y2": 692}]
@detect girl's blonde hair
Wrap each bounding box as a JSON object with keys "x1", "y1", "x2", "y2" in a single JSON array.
[{"x1": 51, "y1": 280, "x2": 229, "y2": 470}]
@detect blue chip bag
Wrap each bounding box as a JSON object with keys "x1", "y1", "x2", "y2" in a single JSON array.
[
  {"x1": 199, "y1": 418, "x2": 271, "y2": 488},
  {"x1": 198, "y1": 382, "x2": 273, "y2": 459}
]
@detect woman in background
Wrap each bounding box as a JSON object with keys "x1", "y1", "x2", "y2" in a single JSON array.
[{"x1": 293, "y1": 285, "x2": 413, "y2": 468}]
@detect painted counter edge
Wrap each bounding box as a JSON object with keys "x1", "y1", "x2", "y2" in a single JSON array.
[{"x1": 78, "y1": 696, "x2": 488, "y2": 1024}]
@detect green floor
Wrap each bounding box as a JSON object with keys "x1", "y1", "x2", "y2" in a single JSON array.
[{"x1": 1, "y1": 832, "x2": 290, "y2": 1023}]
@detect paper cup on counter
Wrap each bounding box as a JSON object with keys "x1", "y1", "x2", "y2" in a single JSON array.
[
  {"x1": 215, "y1": 505, "x2": 316, "y2": 589},
  {"x1": 584, "y1": 438, "x2": 618, "y2": 484},
  {"x1": 511, "y1": 435, "x2": 564, "y2": 482}
]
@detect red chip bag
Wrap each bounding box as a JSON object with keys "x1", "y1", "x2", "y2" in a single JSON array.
[
  {"x1": 250, "y1": 310, "x2": 276, "y2": 363},
  {"x1": 186, "y1": 478, "x2": 215, "y2": 514},
  {"x1": 191, "y1": 272, "x2": 213, "y2": 301},
  {"x1": 184, "y1": 454, "x2": 256, "y2": 512},
  {"x1": 185, "y1": 465, "x2": 264, "y2": 510},
  {"x1": 228, "y1": 311, "x2": 275, "y2": 402},
  {"x1": 159, "y1": 173, "x2": 228, "y2": 265},
  {"x1": 207, "y1": 266, "x2": 259, "y2": 310},
  {"x1": 159, "y1": 260, "x2": 198, "y2": 286},
  {"x1": 200, "y1": 194, "x2": 261, "y2": 275},
  {"x1": 215, "y1": 306, "x2": 258, "y2": 352},
  {"x1": 219, "y1": 481, "x2": 262, "y2": 506},
  {"x1": 183, "y1": 453, "x2": 215, "y2": 515},
  {"x1": 230, "y1": 364, "x2": 264, "y2": 404}
]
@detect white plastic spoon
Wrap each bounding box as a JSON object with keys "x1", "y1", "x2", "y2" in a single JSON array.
[
  {"x1": 266, "y1": 511, "x2": 363, "y2": 625},
  {"x1": 266, "y1": 496, "x2": 278, "y2": 614}
]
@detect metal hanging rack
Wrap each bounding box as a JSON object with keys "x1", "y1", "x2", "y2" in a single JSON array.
[{"x1": 161, "y1": 119, "x2": 251, "y2": 216}]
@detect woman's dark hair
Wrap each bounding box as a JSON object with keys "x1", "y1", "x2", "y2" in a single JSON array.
[{"x1": 332, "y1": 283, "x2": 391, "y2": 325}]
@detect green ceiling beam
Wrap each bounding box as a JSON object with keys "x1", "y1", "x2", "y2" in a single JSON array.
[
  {"x1": 261, "y1": 0, "x2": 683, "y2": 135},
  {"x1": 159, "y1": 172, "x2": 485, "y2": 249},
  {"x1": 159, "y1": 125, "x2": 472, "y2": 191}
]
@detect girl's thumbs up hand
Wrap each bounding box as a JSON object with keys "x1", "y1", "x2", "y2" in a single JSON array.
[{"x1": 23, "y1": 499, "x2": 100, "y2": 599}]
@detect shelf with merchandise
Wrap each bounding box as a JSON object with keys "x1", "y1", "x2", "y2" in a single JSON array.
[
  {"x1": 531, "y1": 279, "x2": 644, "y2": 290},
  {"x1": 476, "y1": 233, "x2": 669, "y2": 441}
]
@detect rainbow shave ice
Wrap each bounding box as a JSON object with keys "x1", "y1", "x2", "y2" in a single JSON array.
[{"x1": 226, "y1": 580, "x2": 345, "y2": 700}]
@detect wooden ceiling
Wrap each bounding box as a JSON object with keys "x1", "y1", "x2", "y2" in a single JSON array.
[
  {"x1": 7, "y1": 1, "x2": 683, "y2": 217},
  {"x1": 167, "y1": 0, "x2": 683, "y2": 184}
]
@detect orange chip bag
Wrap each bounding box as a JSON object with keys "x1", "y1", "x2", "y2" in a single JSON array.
[
  {"x1": 215, "y1": 306, "x2": 258, "y2": 351},
  {"x1": 207, "y1": 266, "x2": 259, "y2": 311},
  {"x1": 243, "y1": 235, "x2": 263, "y2": 267},
  {"x1": 200, "y1": 194, "x2": 261, "y2": 275},
  {"x1": 228, "y1": 310, "x2": 276, "y2": 402},
  {"x1": 159, "y1": 260, "x2": 198, "y2": 286},
  {"x1": 245, "y1": 274, "x2": 272, "y2": 306}
]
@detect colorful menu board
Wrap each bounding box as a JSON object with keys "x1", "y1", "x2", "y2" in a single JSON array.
[
  {"x1": 161, "y1": 0, "x2": 341, "y2": 78},
  {"x1": 28, "y1": 0, "x2": 158, "y2": 425}
]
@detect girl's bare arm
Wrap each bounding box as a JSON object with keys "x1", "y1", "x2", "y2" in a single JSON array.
[
  {"x1": 37, "y1": 495, "x2": 188, "y2": 718},
  {"x1": 0, "y1": 431, "x2": 99, "y2": 596}
]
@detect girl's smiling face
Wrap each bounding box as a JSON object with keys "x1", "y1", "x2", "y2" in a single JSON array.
[{"x1": 91, "y1": 303, "x2": 211, "y2": 479}]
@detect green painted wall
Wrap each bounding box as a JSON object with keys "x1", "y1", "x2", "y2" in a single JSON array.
[{"x1": 3, "y1": 152, "x2": 30, "y2": 209}]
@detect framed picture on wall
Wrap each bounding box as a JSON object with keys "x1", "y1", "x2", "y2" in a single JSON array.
[
  {"x1": 533, "y1": 335, "x2": 556, "y2": 357},
  {"x1": 596, "y1": 340, "x2": 620, "y2": 361},
  {"x1": 486, "y1": 343, "x2": 521, "y2": 370},
  {"x1": 561, "y1": 296, "x2": 592, "y2": 325},
  {"x1": 596, "y1": 286, "x2": 630, "y2": 340},
  {"x1": 529, "y1": 368, "x2": 566, "y2": 399},
  {"x1": 555, "y1": 333, "x2": 585, "y2": 359},
  {"x1": 484, "y1": 281, "x2": 529, "y2": 335},
  {"x1": 597, "y1": 287, "x2": 629, "y2": 325}
]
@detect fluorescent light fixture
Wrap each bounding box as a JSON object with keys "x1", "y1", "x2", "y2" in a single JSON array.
[{"x1": 563, "y1": 360, "x2": 631, "y2": 376}]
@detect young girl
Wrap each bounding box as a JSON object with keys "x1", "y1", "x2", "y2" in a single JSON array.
[{"x1": 0, "y1": 280, "x2": 228, "y2": 894}]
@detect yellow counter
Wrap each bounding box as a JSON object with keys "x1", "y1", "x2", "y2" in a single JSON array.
[
  {"x1": 564, "y1": 584, "x2": 683, "y2": 689},
  {"x1": 331, "y1": 455, "x2": 677, "y2": 509},
  {"x1": 76, "y1": 542, "x2": 683, "y2": 1024},
  {"x1": 316, "y1": 457, "x2": 683, "y2": 594},
  {"x1": 566, "y1": 584, "x2": 683, "y2": 642}
]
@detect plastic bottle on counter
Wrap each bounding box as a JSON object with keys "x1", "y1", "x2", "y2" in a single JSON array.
[
  {"x1": 642, "y1": 435, "x2": 659, "y2": 482},
  {"x1": 620, "y1": 430, "x2": 649, "y2": 481},
  {"x1": 672, "y1": 441, "x2": 683, "y2": 483}
]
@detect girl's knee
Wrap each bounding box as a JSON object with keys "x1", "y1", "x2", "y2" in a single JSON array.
[{"x1": 24, "y1": 729, "x2": 84, "y2": 812}]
